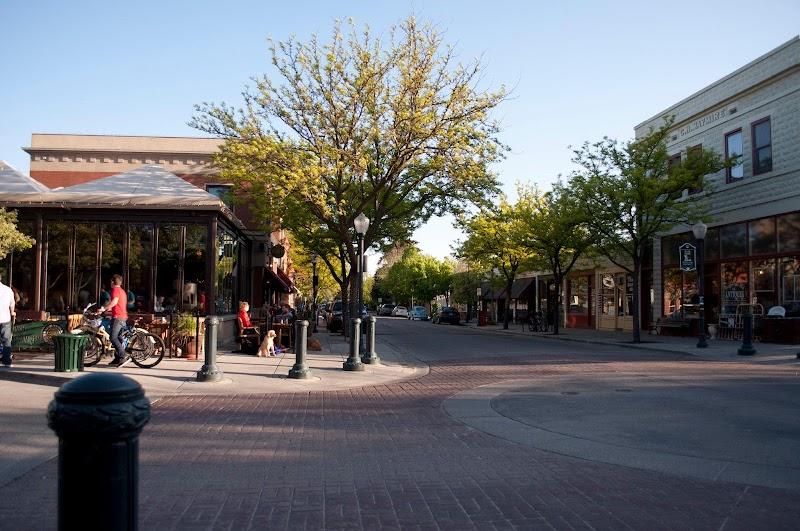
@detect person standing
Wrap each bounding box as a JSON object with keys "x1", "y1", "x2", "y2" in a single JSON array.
[
  {"x1": 0, "y1": 272, "x2": 15, "y2": 367},
  {"x1": 103, "y1": 274, "x2": 129, "y2": 367}
]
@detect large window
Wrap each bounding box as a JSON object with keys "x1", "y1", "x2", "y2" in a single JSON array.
[
  {"x1": 749, "y1": 218, "x2": 776, "y2": 256},
  {"x1": 721, "y1": 261, "x2": 749, "y2": 316},
  {"x1": 778, "y1": 213, "x2": 800, "y2": 253},
  {"x1": 46, "y1": 223, "x2": 71, "y2": 313},
  {"x1": 100, "y1": 224, "x2": 125, "y2": 305},
  {"x1": 73, "y1": 223, "x2": 98, "y2": 310},
  {"x1": 752, "y1": 117, "x2": 772, "y2": 175},
  {"x1": 215, "y1": 229, "x2": 238, "y2": 314},
  {"x1": 128, "y1": 224, "x2": 153, "y2": 312},
  {"x1": 720, "y1": 223, "x2": 747, "y2": 258},
  {"x1": 568, "y1": 277, "x2": 589, "y2": 315},
  {"x1": 184, "y1": 225, "x2": 207, "y2": 312},
  {"x1": 781, "y1": 258, "x2": 800, "y2": 316},
  {"x1": 751, "y1": 259, "x2": 776, "y2": 309},
  {"x1": 156, "y1": 226, "x2": 181, "y2": 312},
  {"x1": 206, "y1": 184, "x2": 233, "y2": 210},
  {"x1": 725, "y1": 129, "x2": 743, "y2": 181}
]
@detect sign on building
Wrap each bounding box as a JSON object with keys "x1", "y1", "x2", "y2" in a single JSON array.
[{"x1": 679, "y1": 243, "x2": 697, "y2": 272}]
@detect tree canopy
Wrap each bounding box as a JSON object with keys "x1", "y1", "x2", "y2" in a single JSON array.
[
  {"x1": 191, "y1": 15, "x2": 506, "y2": 323},
  {"x1": 0, "y1": 208, "x2": 34, "y2": 261},
  {"x1": 382, "y1": 247, "x2": 453, "y2": 306}
]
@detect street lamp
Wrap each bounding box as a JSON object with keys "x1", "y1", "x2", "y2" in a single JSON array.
[
  {"x1": 693, "y1": 221, "x2": 708, "y2": 348},
  {"x1": 311, "y1": 253, "x2": 318, "y2": 333},
  {"x1": 354, "y1": 213, "x2": 369, "y2": 348}
]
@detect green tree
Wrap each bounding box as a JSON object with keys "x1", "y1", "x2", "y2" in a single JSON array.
[
  {"x1": 0, "y1": 208, "x2": 34, "y2": 260},
  {"x1": 191, "y1": 16, "x2": 505, "y2": 327},
  {"x1": 456, "y1": 196, "x2": 537, "y2": 329},
  {"x1": 450, "y1": 264, "x2": 482, "y2": 320},
  {"x1": 517, "y1": 183, "x2": 594, "y2": 335},
  {"x1": 383, "y1": 247, "x2": 453, "y2": 306},
  {"x1": 569, "y1": 119, "x2": 725, "y2": 343}
]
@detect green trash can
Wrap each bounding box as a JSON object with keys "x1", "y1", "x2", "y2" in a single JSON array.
[{"x1": 53, "y1": 334, "x2": 89, "y2": 372}]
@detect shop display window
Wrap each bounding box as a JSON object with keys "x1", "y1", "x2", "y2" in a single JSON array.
[
  {"x1": 778, "y1": 213, "x2": 800, "y2": 253},
  {"x1": 184, "y1": 225, "x2": 207, "y2": 312},
  {"x1": 568, "y1": 277, "x2": 589, "y2": 314},
  {"x1": 751, "y1": 259, "x2": 777, "y2": 309},
  {"x1": 749, "y1": 218, "x2": 776, "y2": 255},
  {"x1": 780, "y1": 257, "x2": 800, "y2": 316},
  {"x1": 720, "y1": 223, "x2": 747, "y2": 258},
  {"x1": 156, "y1": 226, "x2": 180, "y2": 312}
]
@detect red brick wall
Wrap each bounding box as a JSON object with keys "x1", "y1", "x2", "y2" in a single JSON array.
[{"x1": 31, "y1": 171, "x2": 116, "y2": 188}]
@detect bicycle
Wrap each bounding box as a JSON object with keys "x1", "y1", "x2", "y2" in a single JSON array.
[
  {"x1": 526, "y1": 311, "x2": 551, "y2": 333},
  {"x1": 77, "y1": 304, "x2": 166, "y2": 368}
]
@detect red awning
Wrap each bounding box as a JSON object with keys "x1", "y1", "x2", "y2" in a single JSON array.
[{"x1": 264, "y1": 268, "x2": 291, "y2": 293}]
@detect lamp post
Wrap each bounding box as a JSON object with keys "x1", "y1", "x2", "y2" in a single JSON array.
[
  {"x1": 311, "y1": 253, "x2": 318, "y2": 333},
  {"x1": 354, "y1": 213, "x2": 370, "y2": 350},
  {"x1": 693, "y1": 222, "x2": 708, "y2": 348}
]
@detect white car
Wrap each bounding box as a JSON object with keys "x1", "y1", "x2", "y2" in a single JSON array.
[{"x1": 391, "y1": 305, "x2": 409, "y2": 318}]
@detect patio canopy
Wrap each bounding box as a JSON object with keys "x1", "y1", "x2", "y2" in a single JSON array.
[{"x1": 0, "y1": 160, "x2": 50, "y2": 194}]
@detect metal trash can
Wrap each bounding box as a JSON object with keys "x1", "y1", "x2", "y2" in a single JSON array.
[{"x1": 53, "y1": 334, "x2": 88, "y2": 372}]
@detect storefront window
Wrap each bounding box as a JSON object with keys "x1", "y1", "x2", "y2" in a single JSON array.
[
  {"x1": 749, "y1": 218, "x2": 776, "y2": 255},
  {"x1": 46, "y1": 223, "x2": 71, "y2": 314},
  {"x1": 184, "y1": 225, "x2": 207, "y2": 312},
  {"x1": 10, "y1": 222, "x2": 35, "y2": 310},
  {"x1": 73, "y1": 223, "x2": 98, "y2": 310},
  {"x1": 100, "y1": 224, "x2": 125, "y2": 305},
  {"x1": 780, "y1": 257, "x2": 800, "y2": 316},
  {"x1": 751, "y1": 259, "x2": 776, "y2": 309},
  {"x1": 663, "y1": 268, "x2": 682, "y2": 316},
  {"x1": 662, "y1": 233, "x2": 691, "y2": 266},
  {"x1": 778, "y1": 213, "x2": 800, "y2": 253},
  {"x1": 721, "y1": 261, "x2": 749, "y2": 316},
  {"x1": 625, "y1": 274, "x2": 634, "y2": 316},
  {"x1": 704, "y1": 228, "x2": 720, "y2": 261},
  {"x1": 156, "y1": 226, "x2": 181, "y2": 312},
  {"x1": 600, "y1": 274, "x2": 615, "y2": 316},
  {"x1": 128, "y1": 224, "x2": 153, "y2": 312},
  {"x1": 215, "y1": 229, "x2": 238, "y2": 314},
  {"x1": 720, "y1": 223, "x2": 747, "y2": 258},
  {"x1": 568, "y1": 277, "x2": 589, "y2": 314}
]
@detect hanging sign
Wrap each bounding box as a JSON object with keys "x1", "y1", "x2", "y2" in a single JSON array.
[{"x1": 679, "y1": 243, "x2": 697, "y2": 272}]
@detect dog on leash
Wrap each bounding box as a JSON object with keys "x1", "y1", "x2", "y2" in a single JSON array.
[{"x1": 258, "y1": 330, "x2": 278, "y2": 357}]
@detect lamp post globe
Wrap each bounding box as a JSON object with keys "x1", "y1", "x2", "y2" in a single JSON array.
[{"x1": 693, "y1": 222, "x2": 708, "y2": 348}]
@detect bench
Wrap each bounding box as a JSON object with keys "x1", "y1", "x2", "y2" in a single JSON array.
[{"x1": 654, "y1": 319, "x2": 690, "y2": 336}]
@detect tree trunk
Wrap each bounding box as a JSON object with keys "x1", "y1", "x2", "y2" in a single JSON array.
[
  {"x1": 503, "y1": 276, "x2": 513, "y2": 330},
  {"x1": 552, "y1": 275, "x2": 561, "y2": 335},
  {"x1": 631, "y1": 260, "x2": 642, "y2": 343}
]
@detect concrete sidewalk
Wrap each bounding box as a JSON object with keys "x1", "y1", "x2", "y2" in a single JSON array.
[{"x1": 461, "y1": 319, "x2": 800, "y2": 363}]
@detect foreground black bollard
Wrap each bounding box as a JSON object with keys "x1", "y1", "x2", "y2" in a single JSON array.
[
  {"x1": 342, "y1": 318, "x2": 364, "y2": 371},
  {"x1": 197, "y1": 316, "x2": 224, "y2": 382},
  {"x1": 737, "y1": 313, "x2": 757, "y2": 356},
  {"x1": 288, "y1": 320, "x2": 311, "y2": 379},
  {"x1": 47, "y1": 373, "x2": 150, "y2": 531},
  {"x1": 361, "y1": 316, "x2": 380, "y2": 365}
]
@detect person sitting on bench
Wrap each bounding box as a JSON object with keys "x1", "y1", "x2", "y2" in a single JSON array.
[{"x1": 237, "y1": 301, "x2": 261, "y2": 353}]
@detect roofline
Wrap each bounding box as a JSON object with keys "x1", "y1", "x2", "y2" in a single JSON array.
[
  {"x1": 30, "y1": 133, "x2": 219, "y2": 140},
  {"x1": 23, "y1": 147, "x2": 218, "y2": 156},
  {"x1": 635, "y1": 35, "x2": 799, "y2": 130}
]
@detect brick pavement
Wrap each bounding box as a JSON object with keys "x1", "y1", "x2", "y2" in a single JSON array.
[{"x1": 1, "y1": 347, "x2": 798, "y2": 530}]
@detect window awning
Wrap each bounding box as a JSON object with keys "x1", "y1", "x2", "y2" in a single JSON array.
[
  {"x1": 264, "y1": 268, "x2": 293, "y2": 293},
  {"x1": 511, "y1": 277, "x2": 535, "y2": 299}
]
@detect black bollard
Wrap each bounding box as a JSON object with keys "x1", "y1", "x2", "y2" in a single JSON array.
[
  {"x1": 47, "y1": 373, "x2": 150, "y2": 531},
  {"x1": 361, "y1": 316, "x2": 380, "y2": 365},
  {"x1": 196, "y1": 316, "x2": 224, "y2": 382},
  {"x1": 737, "y1": 313, "x2": 757, "y2": 356},
  {"x1": 288, "y1": 320, "x2": 311, "y2": 379},
  {"x1": 342, "y1": 318, "x2": 364, "y2": 371}
]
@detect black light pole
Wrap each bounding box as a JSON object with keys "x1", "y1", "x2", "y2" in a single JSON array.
[
  {"x1": 693, "y1": 222, "x2": 708, "y2": 348},
  {"x1": 354, "y1": 213, "x2": 370, "y2": 351},
  {"x1": 311, "y1": 253, "x2": 318, "y2": 333}
]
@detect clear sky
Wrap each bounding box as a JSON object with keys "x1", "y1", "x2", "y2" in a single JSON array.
[{"x1": 2, "y1": 0, "x2": 798, "y2": 266}]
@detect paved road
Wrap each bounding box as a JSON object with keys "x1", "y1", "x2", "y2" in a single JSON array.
[{"x1": 1, "y1": 317, "x2": 798, "y2": 529}]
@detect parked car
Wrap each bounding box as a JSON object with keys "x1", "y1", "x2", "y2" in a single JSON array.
[
  {"x1": 391, "y1": 305, "x2": 409, "y2": 318},
  {"x1": 378, "y1": 304, "x2": 396, "y2": 316},
  {"x1": 408, "y1": 306, "x2": 429, "y2": 321},
  {"x1": 433, "y1": 306, "x2": 460, "y2": 325}
]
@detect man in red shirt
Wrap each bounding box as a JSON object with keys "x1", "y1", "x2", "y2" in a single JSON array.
[{"x1": 103, "y1": 274, "x2": 129, "y2": 367}]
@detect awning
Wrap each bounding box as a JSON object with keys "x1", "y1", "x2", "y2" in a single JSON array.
[
  {"x1": 275, "y1": 267, "x2": 298, "y2": 294},
  {"x1": 264, "y1": 268, "x2": 291, "y2": 293},
  {"x1": 511, "y1": 277, "x2": 535, "y2": 299}
]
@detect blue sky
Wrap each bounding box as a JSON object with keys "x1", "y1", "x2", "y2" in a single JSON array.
[{"x1": 2, "y1": 0, "x2": 798, "y2": 264}]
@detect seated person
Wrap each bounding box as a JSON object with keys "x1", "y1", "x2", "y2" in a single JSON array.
[
  {"x1": 154, "y1": 296, "x2": 165, "y2": 313},
  {"x1": 237, "y1": 301, "x2": 261, "y2": 353}
]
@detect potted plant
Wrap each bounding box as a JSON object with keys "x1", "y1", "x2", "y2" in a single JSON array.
[{"x1": 173, "y1": 313, "x2": 203, "y2": 359}]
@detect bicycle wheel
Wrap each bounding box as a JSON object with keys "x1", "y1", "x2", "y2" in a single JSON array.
[
  {"x1": 83, "y1": 334, "x2": 104, "y2": 367},
  {"x1": 127, "y1": 332, "x2": 165, "y2": 368}
]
